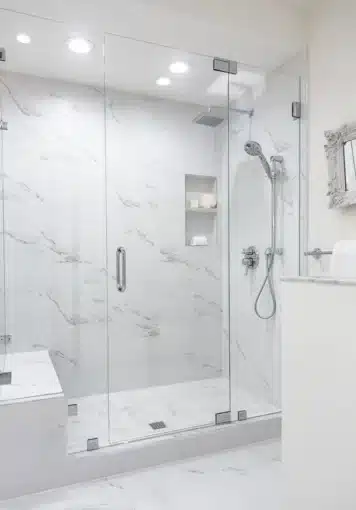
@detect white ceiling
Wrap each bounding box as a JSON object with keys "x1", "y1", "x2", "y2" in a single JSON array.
[
  {"x1": 0, "y1": 0, "x2": 307, "y2": 105},
  {"x1": 0, "y1": 9, "x2": 253, "y2": 107},
  {"x1": 0, "y1": 0, "x2": 307, "y2": 67}
]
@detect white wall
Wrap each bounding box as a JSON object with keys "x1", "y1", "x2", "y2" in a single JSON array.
[
  {"x1": 282, "y1": 278, "x2": 356, "y2": 510},
  {"x1": 0, "y1": 70, "x2": 225, "y2": 398},
  {"x1": 307, "y1": 0, "x2": 356, "y2": 276}
]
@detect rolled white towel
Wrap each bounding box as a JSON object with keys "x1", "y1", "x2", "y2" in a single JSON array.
[{"x1": 330, "y1": 240, "x2": 356, "y2": 278}]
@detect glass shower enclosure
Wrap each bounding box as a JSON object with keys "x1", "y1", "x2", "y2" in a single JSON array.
[
  {"x1": 0, "y1": 10, "x2": 232, "y2": 453},
  {"x1": 0, "y1": 8, "x2": 301, "y2": 454}
]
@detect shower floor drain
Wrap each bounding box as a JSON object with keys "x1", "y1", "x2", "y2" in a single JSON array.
[{"x1": 149, "y1": 420, "x2": 167, "y2": 430}]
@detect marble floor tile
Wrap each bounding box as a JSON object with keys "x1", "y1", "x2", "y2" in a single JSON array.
[
  {"x1": 0, "y1": 440, "x2": 282, "y2": 510},
  {"x1": 68, "y1": 378, "x2": 279, "y2": 453}
]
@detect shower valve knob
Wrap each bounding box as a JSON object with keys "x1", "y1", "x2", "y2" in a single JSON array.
[{"x1": 241, "y1": 246, "x2": 259, "y2": 273}]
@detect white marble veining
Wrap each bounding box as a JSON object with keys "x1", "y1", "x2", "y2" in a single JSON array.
[
  {"x1": 0, "y1": 350, "x2": 63, "y2": 403},
  {"x1": 0, "y1": 58, "x2": 298, "y2": 455},
  {"x1": 226, "y1": 67, "x2": 301, "y2": 418},
  {"x1": 67, "y1": 378, "x2": 278, "y2": 453},
  {"x1": 0, "y1": 70, "x2": 225, "y2": 405},
  {"x1": 0, "y1": 440, "x2": 282, "y2": 510}
]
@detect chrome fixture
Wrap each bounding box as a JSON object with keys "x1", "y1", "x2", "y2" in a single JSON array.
[
  {"x1": 213, "y1": 57, "x2": 237, "y2": 75},
  {"x1": 0, "y1": 372, "x2": 12, "y2": 386},
  {"x1": 304, "y1": 248, "x2": 333, "y2": 260},
  {"x1": 116, "y1": 247, "x2": 127, "y2": 292},
  {"x1": 243, "y1": 141, "x2": 284, "y2": 320},
  {"x1": 242, "y1": 246, "x2": 259, "y2": 275},
  {"x1": 244, "y1": 141, "x2": 273, "y2": 181},
  {"x1": 193, "y1": 110, "x2": 224, "y2": 127},
  {"x1": 193, "y1": 106, "x2": 254, "y2": 128},
  {"x1": 291, "y1": 101, "x2": 302, "y2": 120}
]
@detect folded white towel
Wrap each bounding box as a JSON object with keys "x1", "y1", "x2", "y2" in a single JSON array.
[
  {"x1": 199, "y1": 194, "x2": 216, "y2": 209},
  {"x1": 191, "y1": 235, "x2": 208, "y2": 246}
]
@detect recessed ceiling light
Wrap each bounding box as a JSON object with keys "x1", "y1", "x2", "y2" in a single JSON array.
[
  {"x1": 156, "y1": 77, "x2": 171, "y2": 86},
  {"x1": 67, "y1": 37, "x2": 93, "y2": 54},
  {"x1": 169, "y1": 61, "x2": 189, "y2": 74},
  {"x1": 16, "y1": 33, "x2": 31, "y2": 44}
]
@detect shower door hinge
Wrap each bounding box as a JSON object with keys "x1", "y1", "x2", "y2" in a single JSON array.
[
  {"x1": 291, "y1": 101, "x2": 301, "y2": 120},
  {"x1": 0, "y1": 334, "x2": 11, "y2": 345},
  {"x1": 0, "y1": 48, "x2": 6, "y2": 62},
  {"x1": 68, "y1": 403, "x2": 78, "y2": 417},
  {"x1": 213, "y1": 57, "x2": 237, "y2": 75},
  {"x1": 238, "y1": 410, "x2": 248, "y2": 421},
  {"x1": 0, "y1": 371, "x2": 12, "y2": 386},
  {"x1": 215, "y1": 411, "x2": 231, "y2": 425},
  {"x1": 0, "y1": 120, "x2": 8, "y2": 131},
  {"x1": 87, "y1": 437, "x2": 99, "y2": 451}
]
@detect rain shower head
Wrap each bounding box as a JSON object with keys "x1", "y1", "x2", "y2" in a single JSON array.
[
  {"x1": 244, "y1": 140, "x2": 273, "y2": 181},
  {"x1": 193, "y1": 106, "x2": 254, "y2": 128},
  {"x1": 193, "y1": 112, "x2": 224, "y2": 127}
]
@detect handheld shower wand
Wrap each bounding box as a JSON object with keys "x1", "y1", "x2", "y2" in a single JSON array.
[
  {"x1": 243, "y1": 141, "x2": 282, "y2": 320},
  {"x1": 244, "y1": 141, "x2": 273, "y2": 181}
]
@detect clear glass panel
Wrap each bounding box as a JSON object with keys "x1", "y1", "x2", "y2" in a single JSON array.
[
  {"x1": 0, "y1": 10, "x2": 107, "y2": 452},
  {"x1": 104, "y1": 35, "x2": 231, "y2": 444},
  {"x1": 229, "y1": 64, "x2": 300, "y2": 419},
  {"x1": 0, "y1": 72, "x2": 7, "y2": 379}
]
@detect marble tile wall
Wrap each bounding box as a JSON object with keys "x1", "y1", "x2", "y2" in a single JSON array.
[
  {"x1": 0, "y1": 71, "x2": 226, "y2": 400},
  {"x1": 105, "y1": 90, "x2": 225, "y2": 396},
  {"x1": 227, "y1": 69, "x2": 300, "y2": 414}
]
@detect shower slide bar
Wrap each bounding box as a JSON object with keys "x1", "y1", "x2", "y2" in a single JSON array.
[{"x1": 304, "y1": 248, "x2": 333, "y2": 260}]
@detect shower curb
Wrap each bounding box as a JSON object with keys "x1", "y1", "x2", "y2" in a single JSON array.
[{"x1": 0, "y1": 413, "x2": 281, "y2": 501}]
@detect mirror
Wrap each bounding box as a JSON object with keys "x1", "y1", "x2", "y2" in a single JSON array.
[
  {"x1": 343, "y1": 140, "x2": 356, "y2": 191},
  {"x1": 324, "y1": 122, "x2": 356, "y2": 208}
]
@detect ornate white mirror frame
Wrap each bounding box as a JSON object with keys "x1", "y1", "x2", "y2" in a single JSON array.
[{"x1": 324, "y1": 122, "x2": 356, "y2": 208}]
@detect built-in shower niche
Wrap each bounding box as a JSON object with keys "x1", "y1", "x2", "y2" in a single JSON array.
[{"x1": 185, "y1": 174, "x2": 217, "y2": 247}]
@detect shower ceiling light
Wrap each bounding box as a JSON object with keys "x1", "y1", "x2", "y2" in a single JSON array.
[
  {"x1": 169, "y1": 61, "x2": 189, "y2": 74},
  {"x1": 156, "y1": 77, "x2": 171, "y2": 86},
  {"x1": 67, "y1": 37, "x2": 93, "y2": 54},
  {"x1": 16, "y1": 33, "x2": 31, "y2": 44}
]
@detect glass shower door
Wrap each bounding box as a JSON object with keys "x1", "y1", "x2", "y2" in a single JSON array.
[
  {"x1": 0, "y1": 74, "x2": 8, "y2": 385},
  {"x1": 104, "y1": 34, "x2": 231, "y2": 444}
]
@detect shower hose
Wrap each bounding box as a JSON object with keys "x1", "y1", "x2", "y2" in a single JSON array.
[
  {"x1": 254, "y1": 179, "x2": 277, "y2": 320},
  {"x1": 254, "y1": 249, "x2": 277, "y2": 320}
]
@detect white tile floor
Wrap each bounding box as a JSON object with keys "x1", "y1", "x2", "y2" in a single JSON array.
[
  {"x1": 1, "y1": 440, "x2": 282, "y2": 510},
  {"x1": 68, "y1": 378, "x2": 279, "y2": 453}
]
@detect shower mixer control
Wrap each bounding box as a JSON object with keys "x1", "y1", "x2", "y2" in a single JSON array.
[{"x1": 242, "y1": 246, "x2": 259, "y2": 275}]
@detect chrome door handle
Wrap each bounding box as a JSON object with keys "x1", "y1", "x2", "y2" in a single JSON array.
[{"x1": 116, "y1": 247, "x2": 126, "y2": 292}]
